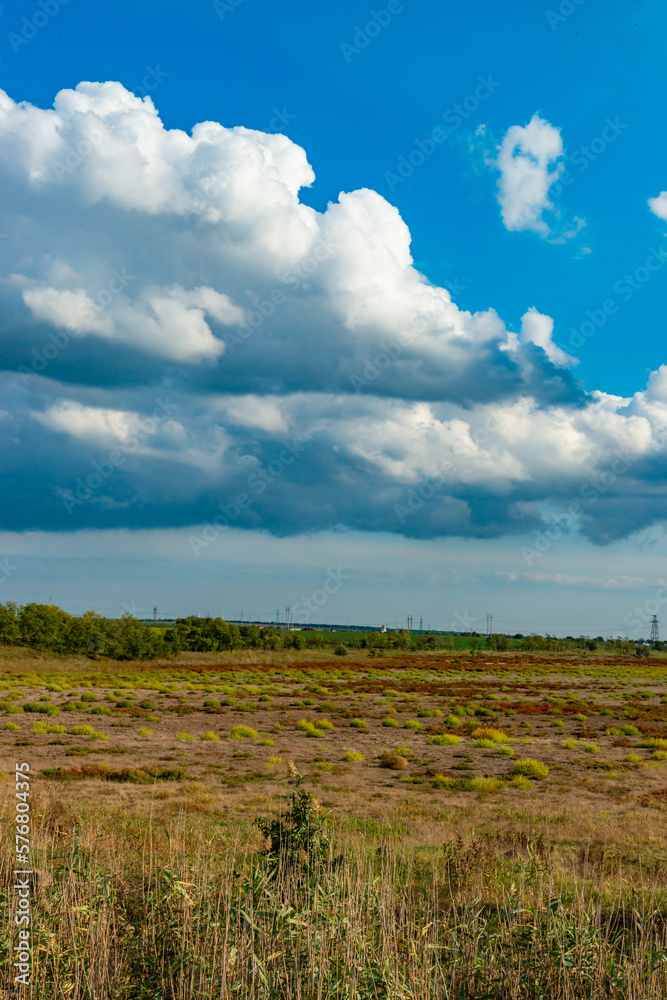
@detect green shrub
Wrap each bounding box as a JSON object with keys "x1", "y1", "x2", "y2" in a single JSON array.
[
  {"x1": 432, "y1": 774, "x2": 455, "y2": 789},
  {"x1": 403, "y1": 720, "x2": 423, "y2": 731},
  {"x1": 69, "y1": 725, "x2": 95, "y2": 737},
  {"x1": 510, "y1": 759, "x2": 549, "y2": 780},
  {"x1": 229, "y1": 725, "x2": 258, "y2": 739},
  {"x1": 4, "y1": 722, "x2": 20, "y2": 731},
  {"x1": 471, "y1": 727, "x2": 512, "y2": 744},
  {"x1": 295, "y1": 719, "x2": 316, "y2": 732},
  {"x1": 349, "y1": 718, "x2": 367, "y2": 730},
  {"x1": 334, "y1": 645, "x2": 348, "y2": 656},
  {"x1": 470, "y1": 776, "x2": 503, "y2": 793},
  {"x1": 177, "y1": 733, "x2": 195, "y2": 741},
  {"x1": 562, "y1": 739, "x2": 578, "y2": 750},
  {"x1": 137, "y1": 727, "x2": 153, "y2": 736},
  {"x1": 382, "y1": 717, "x2": 399, "y2": 727},
  {"x1": 31, "y1": 721, "x2": 67, "y2": 735},
  {"x1": 90, "y1": 706, "x2": 111, "y2": 715},
  {"x1": 139, "y1": 700, "x2": 156, "y2": 710},
  {"x1": 427, "y1": 734, "x2": 462, "y2": 746},
  {"x1": 342, "y1": 751, "x2": 364, "y2": 762},
  {"x1": 295, "y1": 720, "x2": 322, "y2": 737},
  {"x1": 583, "y1": 743, "x2": 600, "y2": 754},
  {"x1": 201, "y1": 731, "x2": 219, "y2": 741}
]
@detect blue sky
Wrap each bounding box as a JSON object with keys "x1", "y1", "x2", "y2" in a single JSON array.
[{"x1": 1, "y1": 0, "x2": 666, "y2": 636}]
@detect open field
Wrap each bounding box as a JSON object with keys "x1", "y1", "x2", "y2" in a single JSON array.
[{"x1": 2, "y1": 646, "x2": 667, "y2": 997}]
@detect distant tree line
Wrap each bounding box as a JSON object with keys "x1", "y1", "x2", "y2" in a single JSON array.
[
  {"x1": 0, "y1": 603, "x2": 658, "y2": 660},
  {"x1": 0, "y1": 605, "x2": 316, "y2": 660}
]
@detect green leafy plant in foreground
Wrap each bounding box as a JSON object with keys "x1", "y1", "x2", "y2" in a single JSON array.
[{"x1": 254, "y1": 763, "x2": 341, "y2": 879}]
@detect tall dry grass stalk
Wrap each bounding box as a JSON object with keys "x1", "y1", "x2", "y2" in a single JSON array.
[{"x1": 0, "y1": 787, "x2": 666, "y2": 998}]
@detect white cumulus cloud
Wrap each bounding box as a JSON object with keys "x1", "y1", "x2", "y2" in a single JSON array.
[
  {"x1": 0, "y1": 82, "x2": 665, "y2": 547},
  {"x1": 495, "y1": 114, "x2": 564, "y2": 236}
]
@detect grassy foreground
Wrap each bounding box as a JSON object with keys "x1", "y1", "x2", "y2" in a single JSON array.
[
  {"x1": 1, "y1": 647, "x2": 667, "y2": 997},
  {"x1": 1, "y1": 775, "x2": 667, "y2": 999}
]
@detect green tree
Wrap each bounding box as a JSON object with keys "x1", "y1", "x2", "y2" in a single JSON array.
[
  {"x1": 18, "y1": 603, "x2": 71, "y2": 652},
  {"x1": 0, "y1": 602, "x2": 19, "y2": 645},
  {"x1": 106, "y1": 614, "x2": 164, "y2": 660}
]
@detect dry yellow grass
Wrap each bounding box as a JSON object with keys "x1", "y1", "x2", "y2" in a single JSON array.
[{"x1": 0, "y1": 646, "x2": 667, "y2": 996}]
